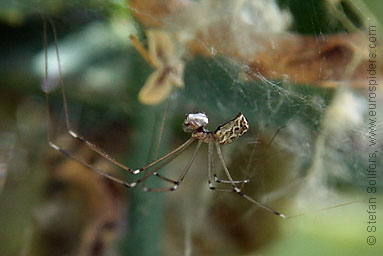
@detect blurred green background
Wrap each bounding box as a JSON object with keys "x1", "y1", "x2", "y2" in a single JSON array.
[{"x1": 0, "y1": 0, "x2": 382, "y2": 255}]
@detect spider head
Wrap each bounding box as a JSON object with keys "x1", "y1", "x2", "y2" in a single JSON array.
[{"x1": 183, "y1": 113, "x2": 209, "y2": 133}]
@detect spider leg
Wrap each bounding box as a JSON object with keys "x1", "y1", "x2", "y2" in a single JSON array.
[
  {"x1": 214, "y1": 142, "x2": 285, "y2": 218},
  {"x1": 206, "y1": 139, "x2": 248, "y2": 184},
  {"x1": 46, "y1": 82, "x2": 193, "y2": 189},
  {"x1": 41, "y1": 17, "x2": 125, "y2": 187},
  {"x1": 214, "y1": 142, "x2": 239, "y2": 186},
  {"x1": 207, "y1": 140, "x2": 218, "y2": 190},
  {"x1": 47, "y1": 96, "x2": 193, "y2": 189},
  {"x1": 42, "y1": 22, "x2": 141, "y2": 188},
  {"x1": 144, "y1": 101, "x2": 171, "y2": 181},
  {"x1": 152, "y1": 172, "x2": 178, "y2": 183},
  {"x1": 207, "y1": 140, "x2": 247, "y2": 190},
  {"x1": 44, "y1": 17, "x2": 198, "y2": 184},
  {"x1": 146, "y1": 111, "x2": 160, "y2": 165},
  {"x1": 213, "y1": 175, "x2": 250, "y2": 184},
  {"x1": 141, "y1": 140, "x2": 203, "y2": 192},
  {"x1": 133, "y1": 137, "x2": 195, "y2": 174},
  {"x1": 141, "y1": 137, "x2": 193, "y2": 187},
  {"x1": 44, "y1": 17, "x2": 140, "y2": 174},
  {"x1": 145, "y1": 99, "x2": 170, "y2": 165},
  {"x1": 153, "y1": 101, "x2": 169, "y2": 161},
  {"x1": 47, "y1": 83, "x2": 193, "y2": 188},
  {"x1": 47, "y1": 141, "x2": 134, "y2": 187}
]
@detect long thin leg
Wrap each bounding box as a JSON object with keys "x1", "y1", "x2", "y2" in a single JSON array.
[
  {"x1": 207, "y1": 140, "x2": 215, "y2": 189},
  {"x1": 214, "y1": 176, "x2": 249, "y2": 184},
  {"x1": 146, "y1": 112, "x2": 159, "y2": 164},
  {"x1": 48, "y1": 142, "x2": 134, "y2": 187},
  {"x1": 47, "y1": 17, "x2": 186, "y2": 176},
  {"x1": 124, "y1": 137, "x2": 196, "y2": 188},
  {"x1": 43, "y1": 16, "x2": 196, "y2": 187},
  {"x1": 207, "y1": 140, "x2": 248, "y2": 184},
  {"x1": 146, "y1": 101, "x2": 169, "y2": 165},
  {"x1": 177, "y1": 139, "x2": 203, "y2": 183},
  {"x1": 143, "y1": 132, "x2": 193, "y2": 187},
  {"x1": 154, "y1": 101, "x2": 169, "y2": 160},
  {"x1": 43, "y1": 16, "x2": 138, "y2": 188},
  {"x1": 214, "y1": 142, "x2": 285, "y2": 218},
  {"x1": 146, "y1": 101, "x2": 170, "y2": 182},
  {"x1": 143, "y1": 101, "x2": 175, "y2": 185},
  {"x1": 152, "y1": 172, "x2": 178, "y2": 183},
  {"x1": 46, "y1": 88, "x2": 193, "y2": 188},
  {"x1": 207, "y1": 140, "x2": 247, "y2": 190},
  {"x1": 134, "y1": 137, "x2": 195, "y2": 174},
  {"x1": 141, "y1": 140, "x2": 203, "y2": 192},
  {"x1": 285, "y1": 200, "x2": 361, "y2": 219},
  {"x1": 214, "y1": 142, "x2": 239, "y2": 187},
  {"x1": 47, "y1": 98, "x2": 193, "y2": 188},
  {"x1": 45, "y1": 17, "x2": 140, "y2": 174}
]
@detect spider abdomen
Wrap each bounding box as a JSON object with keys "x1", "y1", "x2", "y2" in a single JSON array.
[{"x1": 214, "y1": 113, "x2": 249, "y2": 145}]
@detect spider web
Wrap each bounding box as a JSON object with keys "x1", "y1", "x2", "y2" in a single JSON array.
[
  {"x1": 39, "y1": 1, "x2": 382, "y2": 255},
  {"x1": 1, "y1": 0, "x2": 381, "y2": 255}
]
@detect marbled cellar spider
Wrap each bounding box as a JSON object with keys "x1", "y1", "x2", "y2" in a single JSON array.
[{"x1": 42, "y1": 17, "x2": 285, "y2": 218}]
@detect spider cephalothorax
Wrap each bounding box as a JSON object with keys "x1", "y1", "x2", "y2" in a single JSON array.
[{"x1": 183, "y1": 113, "x2": 209, "y2": 132}]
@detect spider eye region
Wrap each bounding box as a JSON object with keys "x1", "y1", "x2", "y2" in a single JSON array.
[
  {"x1": 214, "y1": 113, "x2": 249, "y2": 145},
  {"x1": 183, "y1": 113, "x2": 209, "y2": 132}
]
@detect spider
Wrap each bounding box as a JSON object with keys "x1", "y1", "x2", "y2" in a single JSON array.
[{"x1": 42, "y1": 16, "x2": 285, "y2": 218}]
